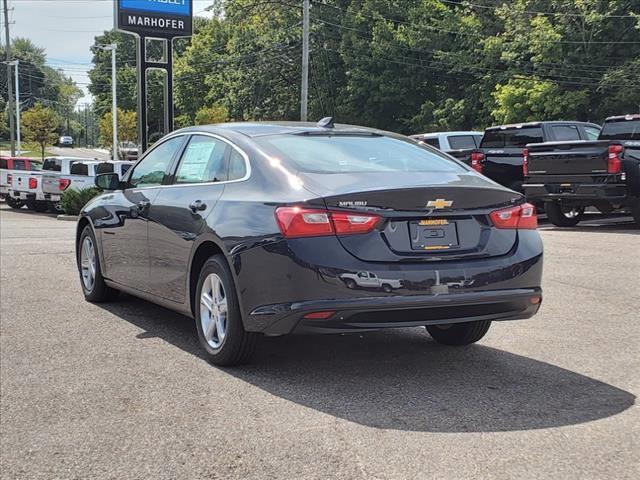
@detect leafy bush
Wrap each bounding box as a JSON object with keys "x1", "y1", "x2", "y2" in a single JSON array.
[{"x1": 59, "y1": 187, "x2": 101, "y2": 215}]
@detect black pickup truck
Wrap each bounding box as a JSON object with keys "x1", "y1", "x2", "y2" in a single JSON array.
[
  {"x1": 469, "y1": 121, "x2": 601, "y2": 193},
  {"x1": 523, "y1": 114, "x2": 640, "y2": 227}
]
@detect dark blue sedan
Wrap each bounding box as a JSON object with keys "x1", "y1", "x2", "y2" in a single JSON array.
[{"x1": 76, "y1": 120, "x2": 543, "y2": 365}]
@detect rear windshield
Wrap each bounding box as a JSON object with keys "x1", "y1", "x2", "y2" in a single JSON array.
[
  {"x1": 70, "y1": 163, "x2": 89, "y2": 176},
  {"x1": 96, "y1": 162, "x2": 115, "y2": 175},
  {"x1": 448, "y1": 135, "x2": 478, "y2": 150},
  {"x1": 599, "y1": 120, "x2": 640, "y2": 141},
  {"x1": 255, "y1": 134, "x2": 466, "y2": 174},
  {"x1": 481, "y1": 127, "x2": 543, "y2": 148},
  {"x1": 43, "y1": 158, "x2": 62, "y2": 171}
]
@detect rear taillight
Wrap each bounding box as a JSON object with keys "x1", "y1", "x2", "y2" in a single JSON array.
[
  {"x1": 470, "y1": 151, "x2": 484, "y2": 173},
  {"x1": 275, "y1": 207, "x2": 380, "y2": 238},
  {"x1": 522, "y1": 148, "x2": 529, "y2": 176},
  {"x1": 608, "y1": 144, "x2": 623, "y2": 174},
  {"x1": 490, "y1": 203, "x2": 538, "y2": 230},
  {"x1": 29, "y1": 178, "x2": 37, "y2": 189},
  {"x1": 59, "y1": 178, "x2": 71, "y2": 191},
  {"x1": 7, "y1": 174, "x2": 12, "y2": 184}
]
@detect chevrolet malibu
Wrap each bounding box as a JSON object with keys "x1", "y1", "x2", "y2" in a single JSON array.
[{"x1": 76, "y1": 120, "x2": 543, "y2": 365}]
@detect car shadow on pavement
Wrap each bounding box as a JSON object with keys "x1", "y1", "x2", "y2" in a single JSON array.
[{"x1": 98, "y1": 295, "x2": 635, "y2": 434}]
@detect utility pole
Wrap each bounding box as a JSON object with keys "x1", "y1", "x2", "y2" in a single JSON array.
[
  {"x1": 300, "y1": 0, "x2": 309, "y2": 122},
  {"x1": 96, "y1": 44, "x2": 118, "y2": 161},
  {"x1": 3, "y1": 0, "x2": 15, "y2": 156},
  {"x1": 11, "y1": 60, "x2": 20, "y2": 153}
]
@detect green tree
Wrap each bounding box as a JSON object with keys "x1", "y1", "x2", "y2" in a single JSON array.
[
  {"x1": 195, "y1": 103, "x2": 229, "y2": 125},
  {"x1": 22, "y1": 104, "x2": 59, "y2": 160},
  {"x1": 99, "y1": 108, "x2": 138, "y2": 158}
]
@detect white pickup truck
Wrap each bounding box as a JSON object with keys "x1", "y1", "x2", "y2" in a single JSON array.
[
  {"x1": 340, "y1": 272, "x2": 403, "y2": 293},
  {"x1": 42, "y1": 159, "x2": 134, "y2": 209}
]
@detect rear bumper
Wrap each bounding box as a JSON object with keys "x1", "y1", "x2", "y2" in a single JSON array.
[
  {"x1": 251, "y1": 288, "x2": 542, "y2": 334},
  {"x1": 523, "y1": 181, "x2": 628, "y2": 203},
  {"x1": 236, "y1": 231, "x2": 544, "y2": 335}
]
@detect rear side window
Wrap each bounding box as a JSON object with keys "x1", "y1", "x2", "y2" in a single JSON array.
[
  {"x1": 12, "y1": 160, "x2": 27, "y2": 170},
  {"x1": 584, "y1": 126, "x2": 601, "y2": 140},
  {"x1": 256, "y1": 134, "x2": 465, "y2": 174},
  {"x1": 481, "y1": 127, "x2": 544, "y2": 148},
  {"x1": 175, "y1": 135, "x2": 228, "y2": 184},
  {"x1": 448, "y1": 135, "x2": 477, "y2": 150},
  {"x1": 96, "y1": 163, "x2": 115, "y2": 175},
  {"x1": 599, "y1": 120, "x2": 640, "y2": 141},
  {"x1": 422, "y1": 137, "x2": 440, "y2": 149},
  {"x1": 70, "y1": 163, "x2": 89, "y2": 176},
  {"x1": 228, "y1": 149, "x2": 247, "y2": 181},
  {"x1": 551, "y1": 125, "x2": 580, "y2": 141},
  {"x1": 43, "y1": 158, "x2": 62, "y2": 171}
]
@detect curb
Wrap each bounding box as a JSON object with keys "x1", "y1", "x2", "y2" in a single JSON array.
[{"x1": 57, "y1": 215, "x2": 78, "y2": 222}]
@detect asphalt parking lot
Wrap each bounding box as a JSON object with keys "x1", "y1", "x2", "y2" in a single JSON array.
[{"x1": 1, "y1": 204, "x2": 638, "y2": 479}]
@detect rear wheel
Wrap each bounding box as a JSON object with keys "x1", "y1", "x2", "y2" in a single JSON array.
[
  {"x1": 630, "y1": 197, "x2": 640, "y2": 227},
  {"x1": 78, "y1": 226, "x2": 119, "y2": 302},
  {"x1": 47, "y1": 201, "x2": 60, "y2": 213},
  {"x1": 426, "y1": 320, "x2": 491, "y2": 346},
  {"x1": 5, "y1": 196, "x2": 23, "y2": 209},
  {"x1": 195, "y1": 255, "x2": 258, "y2": 366},
  {"x1": 545, "y1": 201, "x2": 584, "y2": 227},
  {"x1": 25, "y1": 200, "x2": 48, "y2": 212}
]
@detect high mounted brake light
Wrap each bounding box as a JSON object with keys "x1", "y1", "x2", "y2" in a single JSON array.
[
  {"x1": 490, "y1": 203, "x2": 538, "y2": 230},
  {"x1": 608, "y1": 144, "x2": 623, "y2": 174},
  {"x1": 522, "y1": 148, "x2": 529, "y2": 176},
  {"x1": 275, "y1": 207, "x2": 380, "y2": 238}
]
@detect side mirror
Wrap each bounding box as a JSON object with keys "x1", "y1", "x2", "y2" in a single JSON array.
[{"x1": 95, "y1": 172, "x2": 121, "y2": 190}]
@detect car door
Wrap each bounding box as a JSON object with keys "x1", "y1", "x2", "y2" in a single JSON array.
[
  {"x1": 100, "y1": 135, "x2": 187, "y2": 291},
  {"x1": 147, "y1": 134, "x2": 236, "y2": 303}
]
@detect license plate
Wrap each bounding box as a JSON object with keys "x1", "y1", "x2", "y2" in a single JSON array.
[{"x1": 410, "y1": 219, "x2": 459, "y2": 251}]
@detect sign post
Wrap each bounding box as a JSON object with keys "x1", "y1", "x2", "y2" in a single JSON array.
[{"x1": 115, "y1": 0, "x2": 193, "y2": 153}]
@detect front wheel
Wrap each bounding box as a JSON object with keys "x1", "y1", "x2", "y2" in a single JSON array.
[
  {"x1": 545, "y1": 201, "x2": 584, "y2": 227},
  {"x1": 5, "y1": 196, "x2": 23, "y2": 209},
  {"x1": 195, "y1": 255, "x2": 258, "y2": 366},
  {"x1": 77, "y1": 226, "x2": 119, "y2": 302},
  {"x1": 426, "y1": 320, "x2": 491, "y2": 346}
]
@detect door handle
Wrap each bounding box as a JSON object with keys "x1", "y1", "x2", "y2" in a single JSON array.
[{"x1": 189, "y1": 200, "x2": 207, "y2": 213}]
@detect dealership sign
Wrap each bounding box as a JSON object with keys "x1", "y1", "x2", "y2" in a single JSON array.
[{"x1": 116, "y1": 0, "x2": 193, "y2": 37}]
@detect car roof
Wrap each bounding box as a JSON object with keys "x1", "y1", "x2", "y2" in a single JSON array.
[
  {"x1": 605, "y1": 114, "x2": 640, "y2": 122},
  {"x1": 174, "y1": 121, "x2": 384, "y2": 138},
  {"x1": 486, "y1": 121, "x2": 600, "y2": 130},
  {"x1": 411, "y1": 131, "x2": 483, "y2": 138}
]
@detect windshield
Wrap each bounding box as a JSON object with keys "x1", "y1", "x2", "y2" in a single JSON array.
[
  {"x1": 599, "y1": 120, "x2": 640, "y2": 141},
  {"x1": 481, "y1": 127, "x2": 543, "y2": 148},
  {"x1": 255, "y1": 134, "x2": 466, "y2": 174}
]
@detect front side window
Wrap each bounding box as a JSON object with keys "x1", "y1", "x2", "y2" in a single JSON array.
[
  {"x1": 256, "y1": 134, "x2": 465, "y2": 174},
  {"x1": 175, "y1": 135, "x2": 228, "y2": 184},
  {"x1": 129, "y1": 136, "x2": 184, "y2": 188}
]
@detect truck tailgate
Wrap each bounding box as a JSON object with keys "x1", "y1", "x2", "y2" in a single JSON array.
[
  {"x1": 527, "y1": 141, "x2": 610, "y2": 175},
  {"x1": 42, "y1": 173, "x2": 61, "y2": 195}
]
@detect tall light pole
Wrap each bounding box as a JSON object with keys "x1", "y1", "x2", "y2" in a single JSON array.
[
  {"x1": 3, "y1": 0, "x2": 15, "y2": 156},
  {"x1": 8, "y1": 60, "x2": 20, "y2": 154},
  {"x1": 96, "y1": 44, "x2": 118, "y2": 161},
  {"x1": 300, "y1": 0, "x2": 309, "y2": 122}
]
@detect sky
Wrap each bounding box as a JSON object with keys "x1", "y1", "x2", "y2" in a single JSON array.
[{"x1": 6, "y1": 0, "x2": 214, "y2": 106}]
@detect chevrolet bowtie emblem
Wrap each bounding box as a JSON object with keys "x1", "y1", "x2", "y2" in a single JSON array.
[{"x1": 426, "y1": 199, "x2": 453, "y2": 209}]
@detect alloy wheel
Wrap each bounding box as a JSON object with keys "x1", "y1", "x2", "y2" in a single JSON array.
[
  {"x1": 80, "y1": 236, "x2": 96, "y2": 292},
  {"x1": 200, "y1": 273, "x2": 228, "y2": 349}
]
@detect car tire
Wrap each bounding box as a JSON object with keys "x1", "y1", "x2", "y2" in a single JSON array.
[
  {"x1": 630, "y1": 197, "x2": 640, "y2": 228},
  {"x1": 195, "y1": 255, "x2": 258, "y2": 366},
  {"x1": 425, "y1": 320, "x2": 491, "y2": 346},
  {"x1": 5, "y1": 196, "x2": 23, "y2": 209},
  {"x1": 46, "y1": 201, "x2": 60, "y2": 213},
  {"x1": 345, "y1": 279, "x2": 356, "y2": 289},
  {"x1": 25, "y1": 200, "x2": 48, "y2": 213},
  {"x1": 77, "y1": 225, "x2": 119, "y2": 302},
  {"x1": 382, "y1": 283, "x2": 392, "y2": 293},
  {"x1": 545, "y1": 201, "x2": 584, "y2": 227}
]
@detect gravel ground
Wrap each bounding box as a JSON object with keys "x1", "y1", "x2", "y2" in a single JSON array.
[{"x1": 1, "y1": 204, "x2": 638, "y2": 479}]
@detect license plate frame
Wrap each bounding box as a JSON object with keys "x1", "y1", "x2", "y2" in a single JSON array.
[{"x1": 410, "y1": 219, "x2": 459, "y2": 251}]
